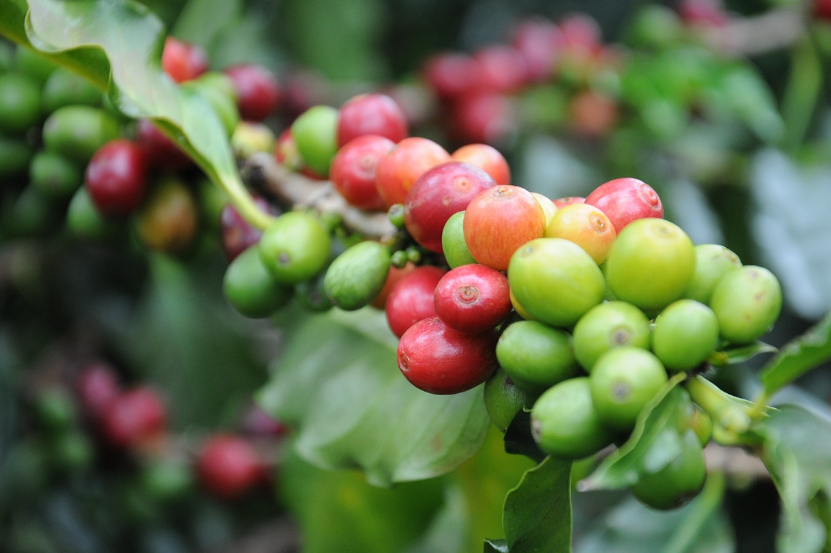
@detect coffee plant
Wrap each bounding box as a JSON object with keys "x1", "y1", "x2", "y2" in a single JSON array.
[{"x1": 3, "y1": 0, "x2": 831, "y2": 552}]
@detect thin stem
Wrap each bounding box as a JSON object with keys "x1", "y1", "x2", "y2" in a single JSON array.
[{"x1": 781, "y1": 35, "x2": 823, "y2": 151}]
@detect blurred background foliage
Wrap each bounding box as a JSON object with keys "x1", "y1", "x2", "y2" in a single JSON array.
[{"x1": 2, "y1": 0, "x2": 831, "y2": 551}]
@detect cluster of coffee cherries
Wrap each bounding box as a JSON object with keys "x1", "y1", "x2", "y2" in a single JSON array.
[
  {"x1": 0, "y1": 38, "x2": 281, "y2": 255},
  {"x1": 21, "y1": 359, "x2": 281, "y2": 503}
]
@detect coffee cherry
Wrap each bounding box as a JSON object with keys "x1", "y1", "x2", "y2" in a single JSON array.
[
  {"x1": 371, "y1": 262, "x2": 416, "y2": 309},
  {"x1": 134, "y1": 177, "x2": 198, "y2": 254},
  {"x1": 323, "y1": 241, "x2": 391, "y2": 311},
  {"x1": 496, "y1": 320, "x2": 578, "y2": 393},
  {"x1": 337, "y1": 93, "x2": 408, "y2": 147},
  {"x1": 258, "y1": 212, "x2": 331, "y2": 285},
  {"x1": 397, "y1": 317, "x2": 499, "y2": 395},
  {"x1": 85, "y1": 139, "x2": 148, "y2": 217},
  {"x1": 136, "y1": 118, "x2": 191, "y2": 169},
  {"x1": 631, "y1": 432, "x2": 706, "y2": 510},
  {"x1": 330, "y1": 135, "x2": 393, "y2": 211},
  {"x1": 224, "y1": 64, "x2": 280, "y2": 121},
  {"x1": 43, "y1": 106, "x2": 120, "y2": 164},
  {"x1": 224, "y1": 245, "x2": 293, "y2": 318},
  {"x1": 385, "y1": 265, "x2": 446, "y2": 338},
  {"x1": 66, "y1": 187, "x2": 119, "y2": 239},
  {"x1": 196, "y1": 434, "x2": 266, "y2": 499},
  {"x1": 404, "y1": 161, "x2": 495, "y2": 253},
  {"x1": 161, "y1": 37, "x2": 209, "y2": 83},
  {"x1": 605, "y1": 218, "x2": 695, "y2": 311},
  {"x1": 0, "y1": 136, "x2": 33, "y2": 177},
  {"x1": 585, "y1": 178, "x2": 663, "y2": 233},
  {"x1": 0, "y1": 72, "x2": 42, "y2": 134},
  {"x1": 511, "y1": 18, "x2": 562, "y2": 83},
  {"x1": 483, "y1": 368, "x2": 536, "y2": 433},
  {"x1": 100, "y1": 387, "x2": 166, "y2": 448},
  {"x1": 451, "y1": 143, "x2": 511, "y2": 185},
  {"x1": 589, "y1": 347, "x2": 668, "y2": 432},
  {"x1": 29, "y1": 151, "x2": 83, "y2": 199},
  {"x1": 472, "y1": 45, "x2": 529, "y2": 94},
  {"x1": 375, "y1": 137, "x2": 450, "y2": 208},
  {"x1": 464, "y1": 185, "x2": 546, "y2": 271},
  {"x1": 41, "y1": 68, "x2": 102, "y2": 112},
  {"x1": 652, "y1": 300, "x2": 719, "y2": 371},
  {"x1": 545, "y1": 203, "x2": 616, "y2": 264},
  {"x1": 449, "y1": 92, "x2": 515, "y2": 145},
  {"x1": 531, "y1": 377, "x2": 614, "y2": 460},
  {"x1": 441, "y1": 212, "x2": 477, "y2": 269},
  {"x1": 220, "y1": 196, "x2": 276, "y2": 262},
  {"x1": 508, "y1": 238, "x2": 605, "y2": 327},
  {"x1": 709, "y1": 266, "x2": 782, "y2": 344},
  {"x1": 684, "y1": 244, "x2": 741, "y2": 304},
  {"x1": 422, "y1": 52, "x2": 481, "y2": 101},
  {"x1": 433, "y1": 264, "x2": 511, "y2": 334},
  {"x1": 75, "y1": 362, "x2": 120, "y2": 418},
  {"x1": 572, "y1": 301, "x2": 651, "y2": 372},
  {"x1": 291, "y1": 105, "x2": 339, "y2": 176},
  {"x1": 532, "y1": 193, "x2": 558, "y2": 227}
]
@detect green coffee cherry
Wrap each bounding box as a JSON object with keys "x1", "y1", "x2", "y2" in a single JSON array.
[
  {"x1": 496, "y1": 320, "x2": 579, "y2": 393},
  {"x1": 140, "y1": 461, "x2": 194, "y2": 503},
  {"x1": 531, "y1": 377, "x2": 614, "y2": 460},
  {"x1": 324, "y1": 241, "x2": 391, "y2": 311},
  {"x1": 14, "y1": 47, "x2": 59, "y2": 84},
  {"x1": 0, "y1": 72, "x2": 42, "y2": 134},
  {"x1": 0, "y1": 135, "x2": 35, "y2": 177},
  {"x1": 224, "y1": 245, "x2": 293, "y2": 318},
  {"x1": 685, "y1": 244, "x2": 741, "y2": 304},
  {"x1": 572, "y1": 301, "x2": 651, "y2": 372},
  {"x1": 652, "y1": 299, "x2": 719, "y2": 371},
  {"x1": 631, "y1": 431, "x2": 706, "y2": 510},
  {"x1": 258, "y1": 212, "x2": 331, "y2": 285},
  {"x1": 67, "y1": 187, "x2": 119, "y2": 240},
  {"x1": 709, "y1": 266, "x2": 782, "y2": 344},
  {"x1": 442, "y1": 211, "x2": 477, "y2": 268},
  {"x1": 42, "y1": 106, "x2": 120, "y2": 163},
  {"x1": 41, "y1": 68, "x2": 102, "y2": 112},
  {"x1": 483, "y1": 368, "x2": 536, "y2": 433},
  {"x1": 291, "y1": 105, "x2": 339, "y2": 176},
  {"x1": 30, "y1": 151, "x2": 83, "y2": 199}
]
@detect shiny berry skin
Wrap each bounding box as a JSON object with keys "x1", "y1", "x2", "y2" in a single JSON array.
[
  {"x1": 337, "y1": 93, "x2": 409, "y2": 147},
  {"x1": 397, "y1": 317, "x2": 499, "y2": 395},
  {"x1": 375, "y1": 137, "x2": 450, "y2": 208},
  {"x1": 196, "y1": 434, "x2": 266, "y2": 499},
  {"x1": 434, "y1": 264, "x2": 511, "y2": 334},
  {"x1": 75, "y1": 362, "x2": 120, "y2": 418},
  {"x1": 422, "y1": 52, "x2": 481, "y2": 101},
  {"x1": 161, "y1": 37, "x2": 209, "y2": 83},
  {"x1": 220, "y1": 196, "x2": 277, "y2": 262},
  {"x1": 100, "y1": 387, "x2": 166, "y2": 448},
  {"x1": 404, "y1": 161, "x2": 495, "y2": 253},
  {"x1": 385, "y1": 266, "x2": 446, "y2": 338},
  {"x1": 330, "y1": 134, "x2": 394, "y2": 210},
  {"x1": 451, "y1": 143, "x2": 511, "y2": 185},
  {"x1": 585, "y1": 177, "x2": 663, "y2": 233},
  {"x1": 85, "y1": 139, "x2": 148, "y2": 217},
  {"x1": 224, "y1": 64, "x2": 280, "y2": 122},
  {"x1": 136, "y1": 119, "x2": 191, "y2": 169}
]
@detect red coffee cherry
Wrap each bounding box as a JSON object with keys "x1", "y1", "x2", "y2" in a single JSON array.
[
  {"x1": 161, "y1": 37, "x2": 209, "y2": 83},
  {"x1": 330, "y1": 134, "x2": 394, "y2": 211},
  {"x1": 397, "y1": 317, "x2": 499, "y2": 394},
  {"x1": 434, "y1": 264, "x2": 511, "y2": 334},
  {"x1": 85, "y1": 139, "x2": 148, "y2": 217},
  {"x1": 100, "y1": 387, "x2": 166, "y2": 448},
  {"x1": 220, "y1": 196, "x2": 277, "y2": 262},
  {"x1": 196, "y1": 434, "x2": 267, "y2": 499},
  {"x1": 224, "y1": 64, "x2": 281, "y2": 122},
  {"x1": 136, "y1": 119, "x2": 191, "y2": 169},
  {"x1": 337, "y1": 93, "x2": 409, "y2": 147},
  {"x1": 385, "y1": 265, "x2": 446, "y2": 338},
  {"x1": 422, "y1": 52, "x2": 481, "y2": 101},
  {"x1": 75, "y1": 362, "x2": 120, "y2": 418},
  {"x1": 584, "y1": 177, "x2": 663, "y2": 233}
]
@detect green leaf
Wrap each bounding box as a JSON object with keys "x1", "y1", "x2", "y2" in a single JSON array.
[
  {"x1": 258, "y1": 309, "x2": 490, "y2": 487},
  {"x1": 760, "y1": 405, "x2": 831, "y2": 553},
  {"x1": 708, "y1": 341, "x2": 778, "y2": 367},
  {"x1": 503, "y1": 409, "x2": 546, "y2": 464},
  {"x1": 760, "y1": 310, "x2": 831, "y2": 398},
  {"x1": 405, "y1": 484, "x2": 470, "y2": 553},
  {"x1": 579, "y1": 374, "x2": 687, "y2": 492},
  {"x1": 501, "y1": 457, "x2": 573, "y2": 553},
  {"x1": 711, "y1": 63, "x2": 784, "y2": 144},
  {"x1": 577, "y1": 476, "x2": 734, "y2": 553},
  {"x1": 15, "y1": 0, "x2": 271, "y2": 230}
]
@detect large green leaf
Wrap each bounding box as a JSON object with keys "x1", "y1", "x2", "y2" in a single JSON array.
[
  {"x1": 7, "y1": 0, "x2": 271, "y2": 230},
  {"x1": 579, "y1": 374, "x2": 687, "y2": 492},
  {"x1": 576, "y1": 475, "x2": 734, "y2": 553},
  {"x1": 760, "y1": 405, "x2": 831, "y2": 553},
  {"x1": 258, "y1": 309, "x2": 491, "y2": 487},
  {"x1": 500, "y1": 457, "x2": 573, "y2": 553},
  {"x1": 760, "y1": 310, "x2": 831, "y2": 398}
]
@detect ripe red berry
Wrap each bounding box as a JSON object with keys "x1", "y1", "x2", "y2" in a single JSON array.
[
  {"x1": 75, "y1": 362, "x2": 120, "y2": 418},
  {"x1": 385, "y1": 266, "x2": 446, "y2": 338},
  {"x1": 472, "y1": 45, "x2": 529, "y2": 94},
  {"x1": 451, "y1": 143, "x2": 511, "y2": 185},
  {"x1": 224, "y1": 64, "x2": 281, "y2": 122},
  {"x1": 337, "y1": 93, "x2": 409, "y2": 147},
  {"x1": 422, "y1": 52, "x2": 481, "y2": 101},
  {"x1": 814, "y1": 0, "x2": 831, "y2": 20},
  {"x1": 136, "y1": 118, "x2": 191, "y2": 169},
  {"x1": 584, "y1": 178, "x2": 663, "y2": 233},
  {"x1": 85, "y1": 139, "x2": 148, "y2": 217},
  {"x1": 511, "y1": 18, "x2": 563, "y2": 83},
  {"x1": 404, "y1": 161, "x2": 495, "y2": 253},
  {"x1": 220, "y1": 196, "x2": 277, "y2": 262},
  {"x1": 375, "y1": 137, "x2": 450, "y2": 208},
  {"x1": 397, "y1": 317, "x2": 499, "y2": 394},
  {"x1": 449, "y1": 92, "x2": 515, "y2": 145},
  {"x1": 197, "y1": 434, "x2": 266, "y2": 499},
  {"x1": 434, "y1": 265, "x2": 511, "y2": 334},
  {"x1": 161, "y1": 37, "x2": 209, "y2": 83},
  {"x1": 100, "y1": 387, "x2": 166, "y2": 448},
  {"x1": 330, "y1": 134, "x2": 394, "y2": 210}
]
